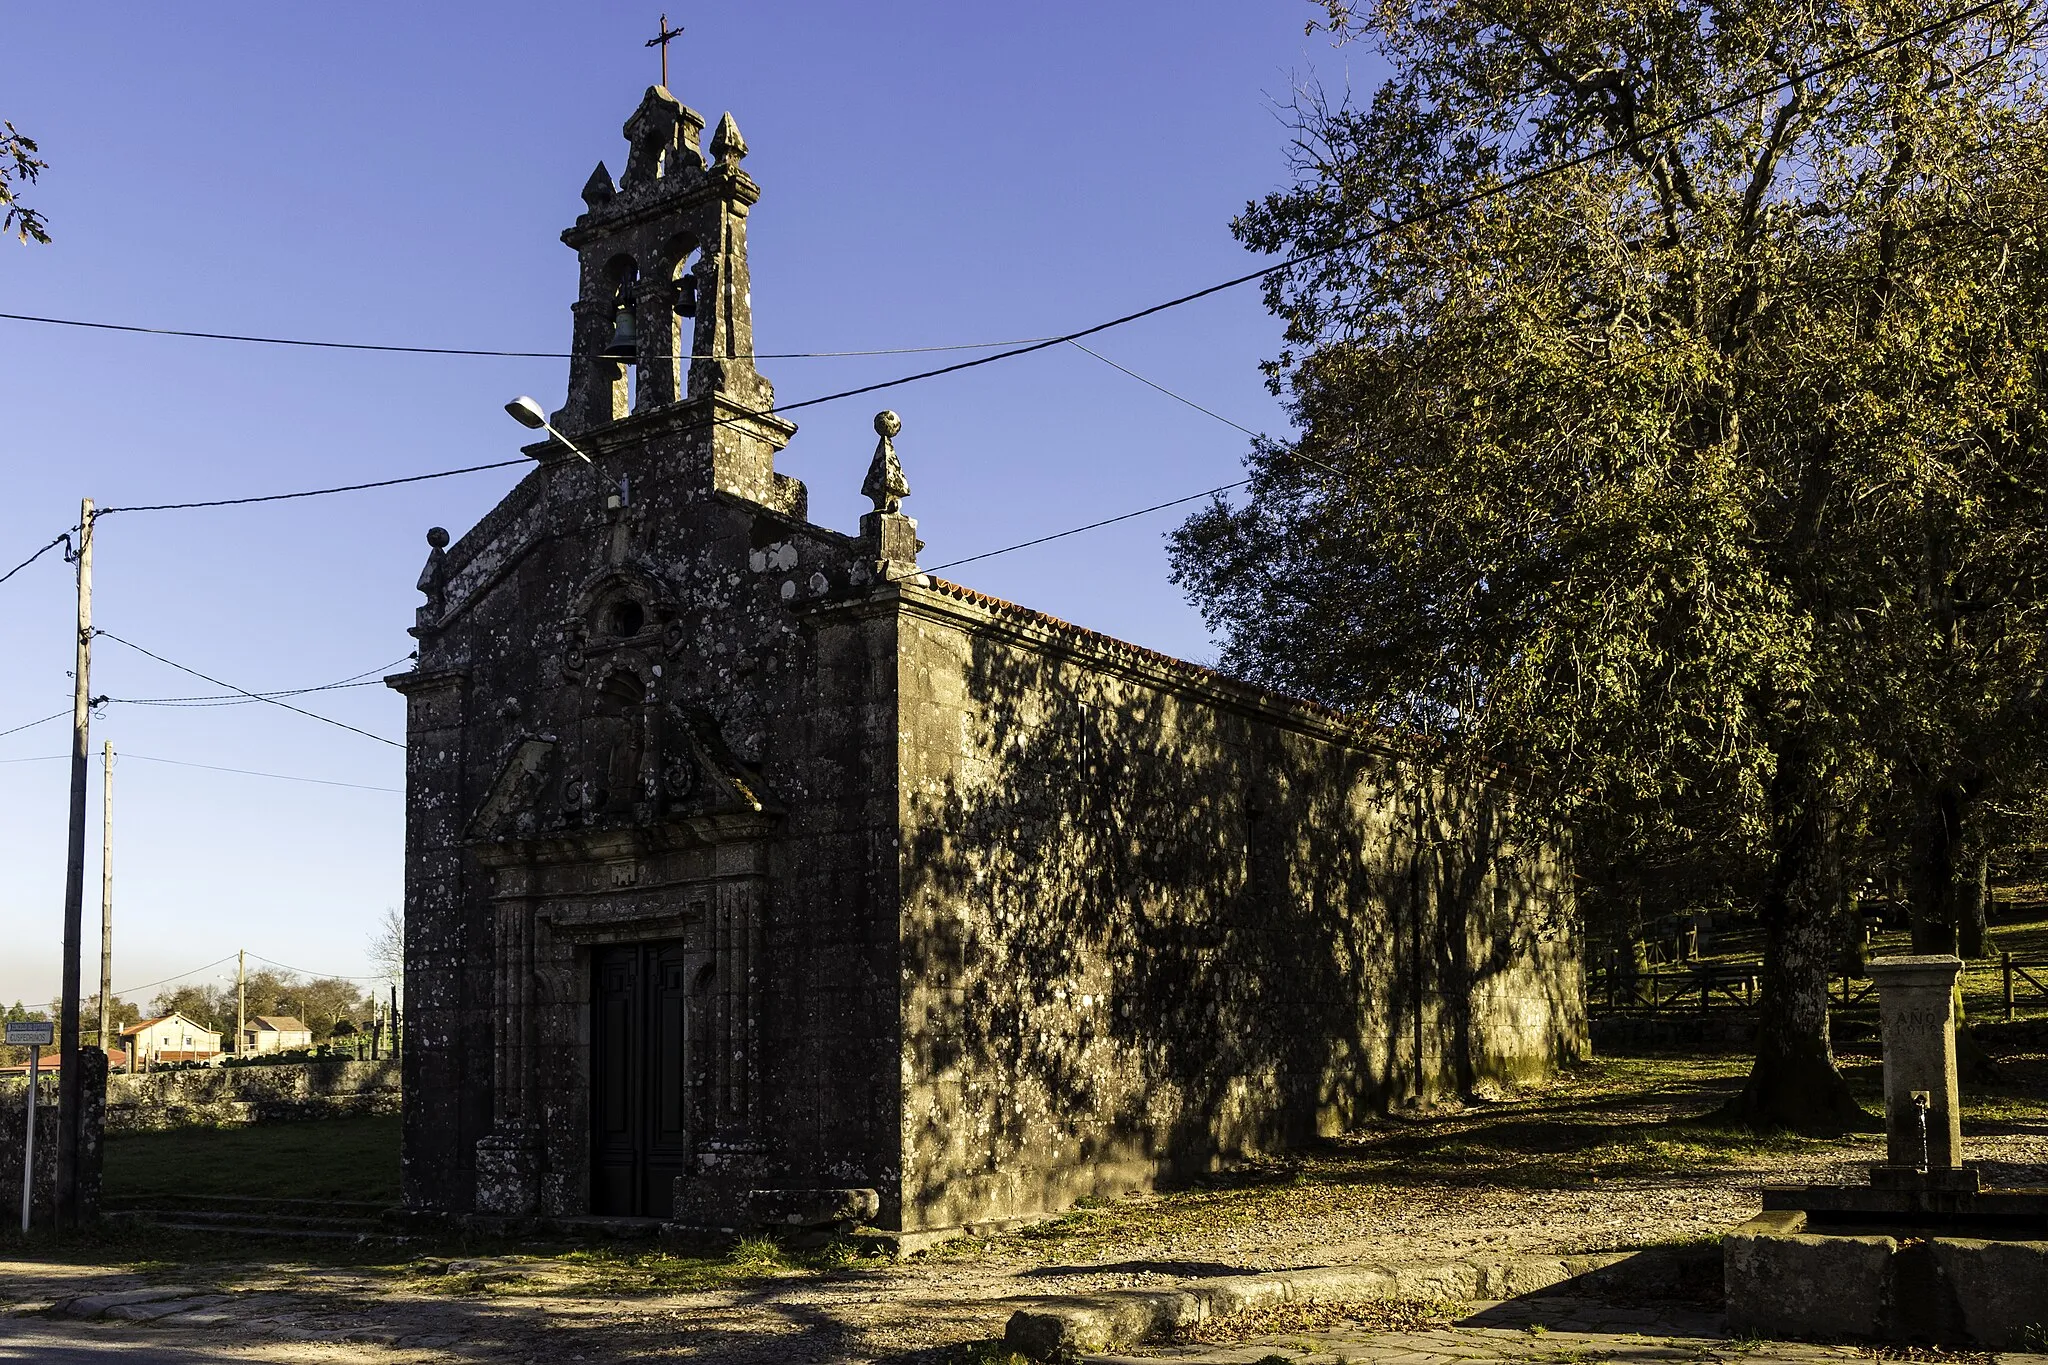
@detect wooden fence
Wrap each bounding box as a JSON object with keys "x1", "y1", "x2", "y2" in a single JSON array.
[
  {"x1": 2003, "y1": 952, "x2": 2048, "y2": 1019},
  {"x1": 1591, "y1": 953, "x2": 2048, "y2": 1016}
]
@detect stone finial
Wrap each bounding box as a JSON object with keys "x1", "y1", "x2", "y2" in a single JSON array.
[
  {"x1": 711, "y1": 112, "x2": 748, "y2": 165},
  {"x1": 581, "y1": 162, "x2": 617, "y2": 209},
  {"x1": 416, "y1": 527, "x2": 450, "y2": 628},
  {"x1": 622, "y1": 85, "x2": 705, "y2": 189},
  {"x1": 862, "y1": 411, "x2": 910, "y2": 514}
]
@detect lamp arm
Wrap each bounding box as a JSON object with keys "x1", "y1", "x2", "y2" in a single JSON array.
[{"x1": 537, "y1": 418, "x2": 594, "y2": 464}]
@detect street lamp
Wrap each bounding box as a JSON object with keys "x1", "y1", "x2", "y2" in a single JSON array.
[{"x1": 505, "y1": 396, "x2": 594, "y2": 463}]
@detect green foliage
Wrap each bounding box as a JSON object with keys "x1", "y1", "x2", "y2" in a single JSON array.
[
  {"x1": 1172, "y1": 0, "x2": 2048, "y2": 1124},
  {"x1": 0, "y1": 120, "x2": 47, "y2": 244}
]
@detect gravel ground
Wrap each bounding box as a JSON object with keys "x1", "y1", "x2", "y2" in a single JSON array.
[{"x1": 3, "y1": 1048, "x2": 2043, "y2": 1363}]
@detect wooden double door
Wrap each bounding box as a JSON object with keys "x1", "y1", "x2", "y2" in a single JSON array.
[{"x1": 590, "y1": 941, "x2": 696, "y2": 1217}]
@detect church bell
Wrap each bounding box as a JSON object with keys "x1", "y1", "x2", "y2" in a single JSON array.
[{"x1": 601, "y1": 285, "x2": 639, "y2": 362}]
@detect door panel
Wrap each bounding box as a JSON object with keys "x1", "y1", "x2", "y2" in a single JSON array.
[{"x1": 589, "y1": 942, "x2": 694, "y2": 1217}]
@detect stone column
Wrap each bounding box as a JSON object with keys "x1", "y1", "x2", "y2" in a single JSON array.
[{"x1": 1868, "y1": 954, "x2": 1968, "y2": 1187}]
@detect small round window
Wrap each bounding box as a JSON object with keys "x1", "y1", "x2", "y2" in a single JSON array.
[{"x1": 606, "y1": 599, "x2": 646, "y2": 638}]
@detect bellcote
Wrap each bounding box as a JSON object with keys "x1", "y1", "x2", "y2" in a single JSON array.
[{"x1": 548, "y1": 86, "x2": 792, "y2": 509}]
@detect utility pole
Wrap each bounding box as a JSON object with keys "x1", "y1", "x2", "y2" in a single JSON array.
[
  {"x1": 236, "y1": 950, "x2": 247, "y2": 1060},
  {"x1": 99, "y1": 742, "x2": 114, "y2": 1053},
  {"x1": 55, "y1": 498, "x2": 93, "y2": 1230}
]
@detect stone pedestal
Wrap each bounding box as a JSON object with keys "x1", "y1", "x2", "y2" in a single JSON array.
[
  {"x1": 1868, "y1": 955, "x2": 1964, "y2": 1178},
  {"x1": 861, "y1": 509, "x2": 921, "y2": 582},
  {"x1": 473, "y1": 1129, "x2": 543, "y2": 1216}
]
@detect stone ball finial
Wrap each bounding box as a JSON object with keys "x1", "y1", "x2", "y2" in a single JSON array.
[
  {"x1": 863, "y1": 412, "x2": 910, "y2": 514},
  {"x1": 427, "y1": 527, "x2": 451, "y2": 549}
]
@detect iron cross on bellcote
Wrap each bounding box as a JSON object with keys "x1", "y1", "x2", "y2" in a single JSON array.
[{"x1": 646, "y1": 13, "x2": 684, "y2": 88}]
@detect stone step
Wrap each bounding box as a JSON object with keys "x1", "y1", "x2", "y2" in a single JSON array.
[
  {"x1": 107, "y1": 1211, "x2": 409, "y2": 1243},
  {"x1": 144, "y1": 1219, "x2": 405, "y2": 1243},
  {"x1": 103, "y1": 1192, "x2": 389, "y2": 1216}
]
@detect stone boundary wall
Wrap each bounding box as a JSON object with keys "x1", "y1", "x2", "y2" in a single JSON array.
[
  {"x1": 104, "y1": 1059, "x2": 401, "y2": 1133},
  {"x1": 0, "y1": 1047, "x2": 106, "y2": 1222}
]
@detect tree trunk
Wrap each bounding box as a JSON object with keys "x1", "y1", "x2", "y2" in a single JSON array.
[
  {"x1": 1958, "y1": 849, "x2": 1990, "y2": 959},
  {"x1": 1908, "y1": 786, "x2": 1964, "y2": 955},
  {"x1": 1724, "y1": 736, "x2": 1871, "y2": 1131}
]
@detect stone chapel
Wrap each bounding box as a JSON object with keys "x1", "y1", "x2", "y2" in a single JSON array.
[{"x1": 389, "y1": 84, "x2": 1586, "y2": 1240}]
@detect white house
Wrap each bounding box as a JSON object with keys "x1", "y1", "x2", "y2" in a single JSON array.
[
  {"x1": 241, "y1": 1015, "x2": 313, "y2": 1053},
  {"x1": 120, "y1": 1012, "x2": 222, "y2": 1065}
]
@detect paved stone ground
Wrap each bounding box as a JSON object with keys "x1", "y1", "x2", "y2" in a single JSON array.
[{"x1": 1091, "y1": 1296, "x2": 2048, "y2": 1364}]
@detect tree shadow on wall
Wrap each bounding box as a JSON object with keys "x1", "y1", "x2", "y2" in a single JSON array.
[{"x1": 895, "y1": 617, "x2": 1582, "y2": 1228}]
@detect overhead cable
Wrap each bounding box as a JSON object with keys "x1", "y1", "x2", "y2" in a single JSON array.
[
  {"x1": 96, "y1": 630, "x2": 404, "y2": 748},
  {"x1": 0, "y1": 709, "x2": 70, "y2": 742},
  {"x1": 0, "y1": 532, "x2": 70, "y2": 586},
  {"x1": 94, "y1": 460, "x2": 529, "y2": 516},
  {"x1": 0, "y1": 309, "x2": 1064, "y2": 361},
  {"x1": 121, "y1": 752, "x2": 400, "y2": 793},
  {"x1": 247, "y1": 952, "x2": 391, "y2": 983},
  {"x1": 108, "y1": 653, "x2": 415, "y2": 708},
  {"x1": 113, "y1": 954, "x2": 239, "y2": 999}
]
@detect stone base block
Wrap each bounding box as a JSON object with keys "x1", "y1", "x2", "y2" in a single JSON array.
[
  {"x1": 472, "y1": 1131, "x2": 543, "y2": 1217},
  {"x1": 1725, "y1": 1210, "x2": 2048, "y2": 1347},
  {"x1": 747, "y1": 1187, "x2": 880, "y2": 1229}
]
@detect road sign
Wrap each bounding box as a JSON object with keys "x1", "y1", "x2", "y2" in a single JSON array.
[{"x1": 4, "y1": 1021, "x2": 53, "y2": 1047}]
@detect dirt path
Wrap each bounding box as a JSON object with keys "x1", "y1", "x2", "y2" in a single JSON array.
[{"x1": 4, "y1": 1051, "x2": 2044, "y2": 1363}]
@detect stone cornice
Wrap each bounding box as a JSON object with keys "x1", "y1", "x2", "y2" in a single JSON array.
[
  {"x1": 562, "y1": 165, "x2": 761, "y2": 249},
  {"x1": 385, "y1": 666, "x2": 468, "y2": 696},
  {"x1": 524, "y1": 393, "x2": 798, "y2": 466},
  {"x1": 886, "y1": 578, "x2": 1408, "y2": 759}
]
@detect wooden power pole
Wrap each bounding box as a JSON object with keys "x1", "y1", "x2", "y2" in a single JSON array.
[
  {"x1": 55, "y1": 498, "x2": 93, "y2": 1229},
  {"x1": 236, "y1": 950, "x2": 247, "y2": 1058},
  {"x1": 99, "y1": 742, "x2": 114, "y2": 1052}
]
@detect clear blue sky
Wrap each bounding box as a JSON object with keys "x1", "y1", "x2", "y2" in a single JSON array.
[{"x1": 0, "y1": 4, "x2": 1364, "y2": 1010}]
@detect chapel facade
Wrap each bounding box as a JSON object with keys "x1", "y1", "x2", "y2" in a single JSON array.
[{"x1": 389, "y1": 84, "x2": 1586, "y2": 1238}]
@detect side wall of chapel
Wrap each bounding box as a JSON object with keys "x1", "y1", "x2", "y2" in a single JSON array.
[{"x1": 887, "y1": 582, "x2": 1585, "y2": 1233}]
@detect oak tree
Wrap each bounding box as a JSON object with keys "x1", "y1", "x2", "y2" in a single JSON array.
[{"x1": 1173, "y1": 0, "x2": 2048, "y2": 1129}]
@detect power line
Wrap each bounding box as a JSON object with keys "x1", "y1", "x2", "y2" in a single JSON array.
[
  {"x1": 0, "y1": 309, "x2": 1065, "y2": 361},
  {"x1": 918, "y1": 479, "x2": 1251, "y2": 577},
  {"x1": 1066, "y1": 340, "x2": 1263, "y2": 439},
  {"x1": 94, "y1": 460, "x2": 529, "y2": 517},
  {"x1": 246, "y1": 952, "x2": 388, "y2": 983},
  {"x1": 119, "y1": 752, "x2": 400, "y2": 793},
  {"x1": 0, "y1": 533, "x2": 70, "y2": 586},
  {"x1": 107, "y1": 653, "x2": 414, "y2": 708},
  {"x1": 113, "y1": 955, "x2": 239, "y2": 1000},
  {"x1": 95, "y1": 631, "x2": 404, "y2": 748},
  {"x1": 0, "y1": 709, "x2": 69, "y2": 742},
  {"x1": 111, "y1": 678, "x2": 389, "y2": 708}
]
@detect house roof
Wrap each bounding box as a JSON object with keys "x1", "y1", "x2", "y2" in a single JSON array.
[
  {"x1": 120, "y1": 1012, "x2": 217, "y2": 1037},
  {"x1": 251, "y1": 1016, "x2": 309, "y2": 1032},
  {"x1": 0, "y1": 1047, "x2": 129, "y2": 1074}
]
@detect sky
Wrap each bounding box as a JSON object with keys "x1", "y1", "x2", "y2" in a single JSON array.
[{"x1": 0, "y1": 4, "x2": 1370, "y2": 1011}]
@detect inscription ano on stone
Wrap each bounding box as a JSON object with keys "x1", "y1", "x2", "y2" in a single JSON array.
[{"x1": 1869, "y1": 955, "x2": 1965, "y2": 1177}]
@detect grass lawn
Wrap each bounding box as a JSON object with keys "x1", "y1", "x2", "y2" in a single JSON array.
[{"x1": 101, "y1": 1114, "x2": 399, "y2": 1205}]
